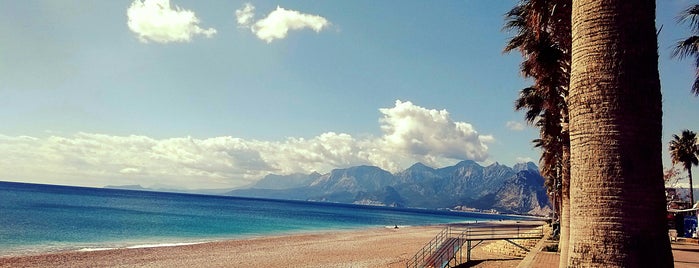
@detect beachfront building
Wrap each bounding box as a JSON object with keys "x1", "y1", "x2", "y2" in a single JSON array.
[{"x1": 667, "y1": 188, "x2": 697, "y2": 239}]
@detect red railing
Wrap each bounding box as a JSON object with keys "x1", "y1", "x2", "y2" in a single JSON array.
[{"x1": 406, "y1": 222, "x2": 545, "y2": 268}]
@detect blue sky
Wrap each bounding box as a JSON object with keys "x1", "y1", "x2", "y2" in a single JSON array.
[{"x1": 1, "y1": 0, "x2": 698, "y2": 189}]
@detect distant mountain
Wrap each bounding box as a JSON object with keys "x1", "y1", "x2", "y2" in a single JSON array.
[
  {"x1": 228, "y1": 161, "x2": 552, "y2": 216},
  {"x1": 105, "y1": 184, "x2": 147, "y2": 191},
  {"x1": 104, "y1": 184, "x2": 237, "y2": 195},
  {"x1": 513, "y1": 161, "x2": 539, "y2": 173},
  {"x1": 310, "y1": 165, "x2": 395, "y2": 194},
  {"x1": 252, "y1": 172, "x2": 321, "y2": 190},
  {"x1": 491, "y1": 168, "x2": 549, "y2": 215},
  {"x1": 396, "y1": 162, "x2": 439, "y2": 184}
]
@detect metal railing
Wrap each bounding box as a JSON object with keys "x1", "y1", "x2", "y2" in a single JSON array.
[
  {"x1": 458, "y1": 223, "x2": 544, "y2": 241},
  {"x1": 406, "y1": 222, "x2": 545, "y2": 268},
  {"x1": 405, "y1": 225, "x2": 457, "y2": 268}
]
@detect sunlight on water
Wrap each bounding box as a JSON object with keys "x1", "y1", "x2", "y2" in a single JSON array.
[{"x1": 0, "y1": 181, "x2": 524, "y2": 255}]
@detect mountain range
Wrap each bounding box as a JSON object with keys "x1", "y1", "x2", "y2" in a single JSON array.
[{"x1": 229, "y1": 160, "x2": 552, "y2": 216}]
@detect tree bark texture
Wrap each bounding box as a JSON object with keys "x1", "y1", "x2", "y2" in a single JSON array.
[
  {"x1": 568, "y1": 0, "x2": 673, "y2": 266},
  {"x1": 559, "y1": 142, "x2": 570, "y2": 268},
  {"x1": 689, "y1": 167, "x2": 694, "y2": 205}
]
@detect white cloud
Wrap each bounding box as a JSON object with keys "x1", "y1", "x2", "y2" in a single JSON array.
[
  {"x1": 0, "y1": 101, "x2": 493, "y2": 189},
  {"x1": 236, "y1": 4, "x2": 330, "y2": 43},
  {"x1": 506, "y1": 120, "x2": 525, "y2": 131},
  {"x1": 235, "y1": 3, "x2": 255, "y2": 26},
  {"x1": 120, "y1": 167, "x2": 142, "y2": 174},
  {"x1": 516, "y1": 156, "x2": 535, "y2": 163},
  {"x1": 127, "y1": 0, "x2": 217, "y2": 43},
  {"x1": 378, "y1": 100, "x2": 492, "y2": 165}
]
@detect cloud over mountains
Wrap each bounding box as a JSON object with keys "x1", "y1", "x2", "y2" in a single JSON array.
[
  {"x1": 0, "y1": 101, "x2": 492, "y2": 189},
  {"x1": 379, "y1": 100, "x2": 493, "y2": 164}
]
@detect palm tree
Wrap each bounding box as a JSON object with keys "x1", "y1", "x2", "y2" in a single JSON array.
[
  {"x1": 504, "y1": 1, "x2": 571, "y2": 266},
  {"x1": 515, "y1": 88, "x2": 564, "y2": 216},
  {"x1": 672, "y1": 4, "x2": 699, "y2": 95},
  {"x1": 669, "y1": 130, "x2": 699, "y2": 205},
  {"x1": 567, "y1": 0, "x2": 673, "y2": 266}
]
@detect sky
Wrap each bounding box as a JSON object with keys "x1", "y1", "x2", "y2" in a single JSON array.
[{"x1": 1, "y1": 0, "x2": 699, "y2": 190}]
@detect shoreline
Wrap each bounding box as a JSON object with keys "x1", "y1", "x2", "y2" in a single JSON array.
[
  {"x1": 0, "y1": 218, "x2": 540, "y2": 257},
  {"x1": 0, "y1": 225, "x2": 446, "y2": 268},
  {"x1": 0, "y1": 224, "x2": 435, "y2": 258},
  {"x1": 0, "y1": 220, "x2": 539, "y2": 268}
]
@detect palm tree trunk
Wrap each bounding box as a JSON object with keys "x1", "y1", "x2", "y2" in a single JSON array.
[
  {"x1": 567, "y1": 0, "x2": 673, "y2": 266},
  {"x1": 689, "y1": 167, "x2": 695, "y2": 206},
  {"x1": 558, "y1": 142, "x2": 570, "y2": 268}
]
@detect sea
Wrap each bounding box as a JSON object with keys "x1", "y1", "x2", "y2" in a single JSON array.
[{"x1": 0, "y1": 181, "x2": 528, "y2": 256}]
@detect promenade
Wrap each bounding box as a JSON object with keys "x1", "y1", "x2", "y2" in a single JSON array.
[{"x1": 520, "y1": 239, "x2": 699, "y2": 267}]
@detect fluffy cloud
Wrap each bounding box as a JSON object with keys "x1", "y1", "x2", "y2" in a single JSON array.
[
  {"x1": 235, "y1": 3, "x2": 255, "y2": 26},
  {"x1": 516, "y1": 156, "x2": 535, "y2": 163},
  {"x1": 127, "y1": 0, "x2": 216, "y2": 43},
  {"x1": 236, "y1": 3, "x2": 330, "y2": 43},
  {"x1": 379, "y1": 100, "x2": 492, "y2": 165},
  {"x1": 506, "y1": 121, "x2": 525, "y2": 131},
  {"x1": 0, "y1": 101, "x2": 493, "y2": 189}
]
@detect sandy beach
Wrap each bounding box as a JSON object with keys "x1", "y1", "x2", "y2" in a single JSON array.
[{"x1": 0, "y1": 224, "x2": 526, "y2": 268}]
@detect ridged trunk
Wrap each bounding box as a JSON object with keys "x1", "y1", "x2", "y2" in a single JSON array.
[
  {"x1": 558, "y1": 142, "x2": 570, "y2": 268},
  {"x1": 689, "y1": 167, "x2": 694, "y2": 205},
  {"x1": 567, "y1": 0, "x2": 673, "y2": 267}
]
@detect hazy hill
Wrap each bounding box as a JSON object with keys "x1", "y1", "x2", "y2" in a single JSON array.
[
  {"x1": 229, "y1": 161, "x2": 551, "y2": 216},
  {"x1": 252, "y1": 172, "x2": 321, "y2": 190}
]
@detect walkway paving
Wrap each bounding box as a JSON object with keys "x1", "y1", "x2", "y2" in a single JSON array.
[
  {"x1": 520, "y1": 240, "x2": 699, "y2": 267},
  {"x1": 673, "y1": 242, "x2": 699, "y2": 268},
  {"x1": 529, "y1": 252, "x2": 558, "y2": 267}
]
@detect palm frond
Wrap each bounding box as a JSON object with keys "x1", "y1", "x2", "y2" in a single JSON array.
[
  {"x1": 669, "y1": 130, "x2": 699, "y2": 170},
  {"x1": 505, "y1": 34, "x2": 529, "y2": 53},
  {"x1": 504, "y1": 0, "x2": 571, "y2": 189},
  {"x1": 515, "y1": 87, "x2": 544, "y2": 123},
  {"x1": 678, "y1": 5, "x2": 699, "y2": 32},
  {"x1": 693, "y1": 72, "x2": 699, "y2": 96},
  {"x1": 672, "y1": 36, "x2": 699, "y2": 60}
]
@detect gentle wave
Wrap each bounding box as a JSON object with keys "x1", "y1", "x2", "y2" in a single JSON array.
[
  {"x1": 1, "y1": 181, "x2": 525, "y2": 256},
  {"x1": 77, "y1": 242, "x2": 206, "y2": 252},
  {"x1": 126, "y1": 242, "x2": 205, "y2": 249},
  {"x1": 78, "y1": 247, "x2": 117, "y2": 252}
]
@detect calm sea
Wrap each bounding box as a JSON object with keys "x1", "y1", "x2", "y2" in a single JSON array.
[{"x1": 0, "y1": 181, "x2": 522, "y2": 256}]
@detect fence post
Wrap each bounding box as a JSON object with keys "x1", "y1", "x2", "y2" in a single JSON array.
[{"x1": 467, "y1": 240, "x2": 471, "y2": 262}]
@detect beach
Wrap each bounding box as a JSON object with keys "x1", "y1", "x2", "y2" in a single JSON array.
[
  {"x1": 0, "y1": 182, "x2": 533, "y2": 268},
  {"x1": 0, "y1": 225, "x2": 524, "y2": 268}
]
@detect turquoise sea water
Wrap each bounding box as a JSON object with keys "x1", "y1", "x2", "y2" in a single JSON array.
[{"x1": 0, "y1": 181, "x2": 524, "y2": 255}]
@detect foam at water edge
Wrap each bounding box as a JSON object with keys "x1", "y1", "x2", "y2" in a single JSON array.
[
  {"x1": 76, "y1": 242, "x2": 205, "y2": 252},
  {"x1": 78, "y1": 247, "x2": 116, "y2": 252},
  {"x1": 126, "y1": 242, "x2": 204, "y2": 249}
]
